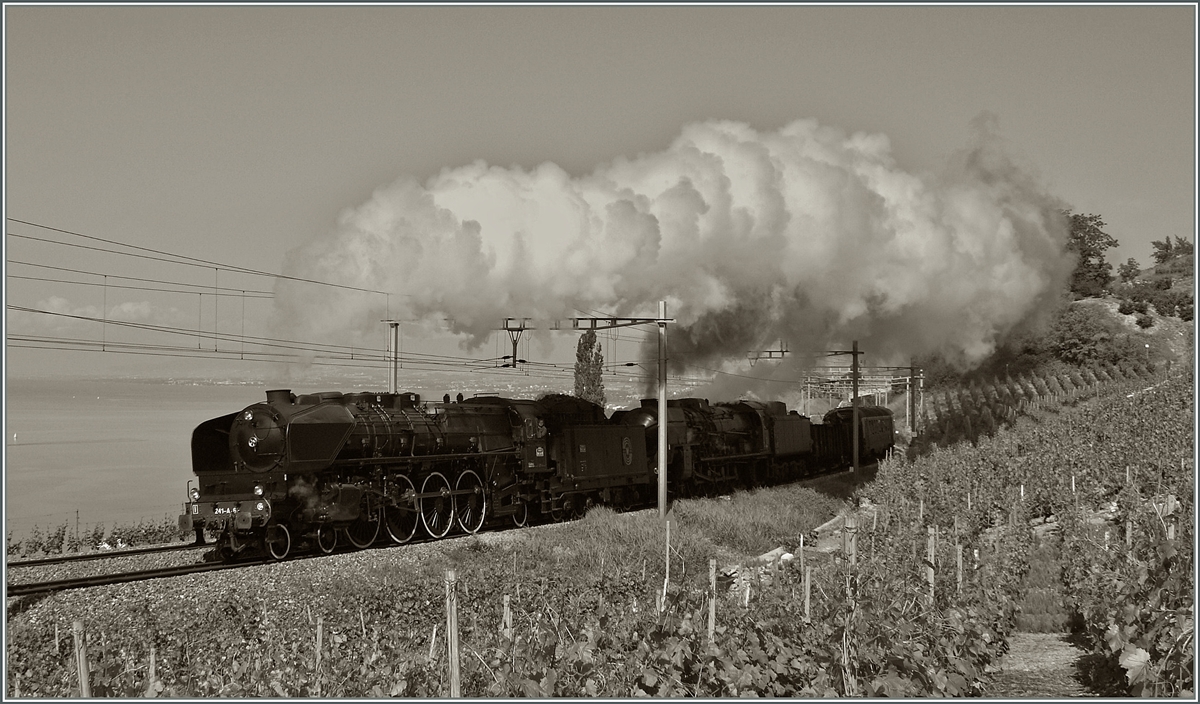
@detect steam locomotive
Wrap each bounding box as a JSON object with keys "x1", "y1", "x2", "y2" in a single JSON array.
[{"x1": 179, "y1": 389, "x2": 894, "y2": 560}]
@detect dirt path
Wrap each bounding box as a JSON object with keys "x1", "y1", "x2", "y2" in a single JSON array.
[{"x1": 988, "y1": 633, "x2": 1099, "y2": 697}]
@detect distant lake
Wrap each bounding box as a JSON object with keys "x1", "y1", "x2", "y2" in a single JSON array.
[
  {"x1": 2, "y1": 373, "x2": 700, "y2": 540},
  {"x1": 4, "y1": 378, "x2": 269, "y2": 539}
]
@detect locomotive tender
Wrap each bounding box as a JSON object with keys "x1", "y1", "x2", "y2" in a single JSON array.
[{"x1": 180, "y1": 389, "x2": 893, "y2": 560}]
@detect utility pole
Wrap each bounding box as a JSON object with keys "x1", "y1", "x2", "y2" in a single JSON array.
[
  {"x1": 908, "y1": 358, "x2": 918, "y2": 435},
  {"x1": 918, "y1": 366, "x2": 925, "y2": 434},
  {"x1": 657, "y1": 301, "x2": 668, "y2": 519},
  {"x1": 746, "y1": 340, "x2": 788, "y2": 366},
  {"x1": 827, "y1": 341, "x2": 864, "y2": 473},
  {"x1": 852, "y1": 340, "x2": 859, "y2": 472},
  {"x1": 505, "y1": 324, "x2": 524, "y2": 371},
  {"x1": 382, "y1": 320, "x2": 401, "y2": 393}
]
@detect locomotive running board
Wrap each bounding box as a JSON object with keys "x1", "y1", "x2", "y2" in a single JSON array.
[{"x1": 332, "y1": 449, "x2": 520, "y2": 468}]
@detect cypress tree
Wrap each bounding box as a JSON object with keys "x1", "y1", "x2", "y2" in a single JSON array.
[{"x1": 573, "y1": 329, "x2": 606, "y2": 407}]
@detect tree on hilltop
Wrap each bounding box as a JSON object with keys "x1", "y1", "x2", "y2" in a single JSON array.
[
  {"x1": 1118, "y1": 258, "x2": 1141, "y2": 284},
  {"x1": 1064, "y1": 210, "x2": 1118, "y2": 298},
  {"x1": 1151, "y1": 235, "x2": 1194, "y2": 264}
]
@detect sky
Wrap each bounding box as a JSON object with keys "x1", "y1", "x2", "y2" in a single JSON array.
[{"x1": 4, "y1": 3, "x2": 1196, "y2": 387}]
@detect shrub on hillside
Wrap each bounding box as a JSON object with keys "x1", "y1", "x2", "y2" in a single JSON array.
[
  {"x1": 1136, "y1": 314, "x2": 1154, "y2": 329},
  {"x1": 1118, "y1": 300, "x2": 1136, "y2": 315},
  {"x1": 1125, "y1": 281, "x2": 1193, "y2": 320},
  {"x1": 1049, "y1": 306, "x2": 1151, "y2": 366}
]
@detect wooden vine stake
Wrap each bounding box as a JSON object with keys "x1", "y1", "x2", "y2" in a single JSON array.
[
  {"x1": 707, "y1": 558, "x2": 716, "y2": 643},
  {"x1": 803, "y1": 566, "x2": 811, "y2": 620},
  {"x1": 72, "y1": 620, "x2": 91, "y2": 698},
  {"x1": 870, "y1": 508, "x2": 877, "y2": 555},
  {"x1": 662, "y1": 517, "x2": 672, "y2": 611},
  {"x1": 924, "y1": 527, "x2": 936, "y2": 606},
  {"x1": 956, "y1": 545, "x2": 963, "y2": 595},
  {"x1": 501, "y1": 595, "x2": 513, "y2": 638},
  {"x1": 315, "y1": 614, "x2": 323, "y2": 695},
  {"x1": 445, "y1": 569, "x2": 461, "y2": 697},
  {"x1": 844, "y1": 515, "x2": 857, "y2": 567}
]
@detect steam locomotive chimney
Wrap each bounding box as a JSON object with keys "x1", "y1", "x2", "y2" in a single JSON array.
[{"x1": 266, "y1": 389, "x2": 293, "y2": 405}]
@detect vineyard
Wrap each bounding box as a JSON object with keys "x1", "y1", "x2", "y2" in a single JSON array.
[
  {"x1": 5, "y1": 366, "x2": 1193, "y2": 697},
  {"x1": 868, "y1": 365, "x2": 1194, "y2": 696},
  {"x1": 914, "y1": 360, "x2": 1168, "y2": 449},
  {"x1": 7, "y1": 516, "x2": 192, "y2": 559}
]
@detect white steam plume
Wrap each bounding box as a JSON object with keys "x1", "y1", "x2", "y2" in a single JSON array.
[{"x1": 274, "y1": 114, "x2": 1074, "y2": 384}]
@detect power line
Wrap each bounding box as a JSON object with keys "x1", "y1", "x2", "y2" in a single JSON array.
[
  {"x1": 9, "y1": 259, "x2": 275, "y2": 295},
  {"x1": 6, "y1": 219, "x2": 677, "y2": 379},
  {"x1": 11, "y1": 304, "x2": 572, "y2": 373},
  {"x1": 10, "y1": 306, "x2": 655, "y2": 381},
  {"x1": 7, "y1": 218, "x2": 396, "y2": 296},
  {"x1": 9, "y1": 274, "x2": 275, "y2": 299},
  {"x1": 8, "y1": 336, "x2": 656, "y2": 385}
]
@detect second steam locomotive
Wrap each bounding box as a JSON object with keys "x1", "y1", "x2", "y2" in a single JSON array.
[{"x1": 180, "y1": 390, "x2": 894, "y2": 560}]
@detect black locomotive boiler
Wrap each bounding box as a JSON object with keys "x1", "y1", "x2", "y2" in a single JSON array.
[{"x1": 180, "y1": 389, "x2": 893, "y2": 561}]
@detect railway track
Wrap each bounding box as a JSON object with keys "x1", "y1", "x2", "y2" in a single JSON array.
[
  {"x1": 6, "y1": 541, "x2": 207, "y2": 569},
  {"x1": 6, "y1": 559, "x2": 266, "y2": 597},
  {"x1": 6, "y1": 465, "x2": 876, "y2": 599}
]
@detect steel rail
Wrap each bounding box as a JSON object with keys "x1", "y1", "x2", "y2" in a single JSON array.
[
  {"x1": 6, "y1": 559, "x2": 267, "y2": 597},
  {"x1": 6, "y1": 541, "x2": 206, "y2": 568}
]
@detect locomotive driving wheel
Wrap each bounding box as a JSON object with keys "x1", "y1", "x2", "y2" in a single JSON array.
[
  {"x1": 511, "y1": 499, "x2": 529, "y2": 528},
  {"x1": 384, "y1": 475, "x2": 420, "y2": 544},
  {"x1": 420, "y1": 472, "x2": 454, "y2": 539},
  {"x1": 455, "y1": 469, "x2": 487, "y2": 534},
  {"x1": 316, "y1": 525, "x2": 337, "y2": 554},
  {"x1": 266, "y1": 524, "x2": 291, "y2": 561},
  {"x1": 345, "y1": 506, "x2": 380, "y2": 549},
  {"x1": 562, "y1": 494, "x2": 581, "y2": 521}
]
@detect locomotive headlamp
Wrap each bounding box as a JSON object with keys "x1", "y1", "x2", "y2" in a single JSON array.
[
  {"x1": 190, "y1": 487, "x2": 200, "y2": 501},
  {"x1": 248, "y1": 436, "x2": 259, "y2": 449},
  {"x1": 256, "y1": 502, "x2": 265, "y2": 511},
  {"x1": 254, "y1": 484, "x2": 264, "y2": 497}
]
